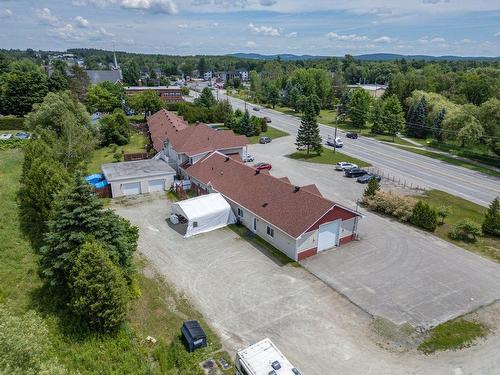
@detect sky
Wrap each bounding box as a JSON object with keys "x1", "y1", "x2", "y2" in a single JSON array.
[{"x1": 0, "y1": 0, "x2": 499, "y2": 57}]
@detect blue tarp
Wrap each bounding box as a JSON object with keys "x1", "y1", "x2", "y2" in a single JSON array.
[
  {"x1": 94, "y1": 180, "x2": 109, "y2": 189},
  {"x1": 85, "y1": 174, "x2": 104, "y2": 185}
]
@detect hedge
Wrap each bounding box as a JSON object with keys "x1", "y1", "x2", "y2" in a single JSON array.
[
  {"x1": 0, "y1": 138, "x2": 29, "y2": 150},
  {"x1": 0, "y1": 116, "x2": 25, "y2": 130}
]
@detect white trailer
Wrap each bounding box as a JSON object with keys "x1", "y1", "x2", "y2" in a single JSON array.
[{"x1": 235, "y1": 338, "x2": 302, "y2": 375}]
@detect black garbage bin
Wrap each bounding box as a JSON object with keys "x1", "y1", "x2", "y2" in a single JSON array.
[{"x1": 181, "y1": 320, "x2": 207, "y2": 352}]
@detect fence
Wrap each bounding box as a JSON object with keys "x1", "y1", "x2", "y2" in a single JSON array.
[
  {"x1": 124, "y1": 152, "x2": 148, "y2": 161},
  {"x1": 365, "y1": 167, "x2": 427, "y2": 192}
]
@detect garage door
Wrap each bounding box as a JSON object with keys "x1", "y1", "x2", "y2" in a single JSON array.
[
  {"x1": 122, "y1": 182, "x2": 141, "y2": 196},
  {"x1": 317, "y1": 220, "x2": 341, "y2": 252},
  {"x1": 148, "y1": 179, "x2": 164, "y2": 192}
]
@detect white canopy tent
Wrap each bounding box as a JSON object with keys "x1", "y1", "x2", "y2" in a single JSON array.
[{"x1": 170, "y1": 193, "x2": 236, "y2": 238}]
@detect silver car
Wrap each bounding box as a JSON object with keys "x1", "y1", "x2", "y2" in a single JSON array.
[
  {"x1": 242, "y1": 153, "x2": 254, "y2": 162},
  {"x1": 335, "y1": 162, "x2": 358, "y2": 171}
]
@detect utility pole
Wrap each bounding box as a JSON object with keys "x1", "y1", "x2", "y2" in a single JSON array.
[{"x1": 333, "y1": 104, "x2": 339, "y2": 154}]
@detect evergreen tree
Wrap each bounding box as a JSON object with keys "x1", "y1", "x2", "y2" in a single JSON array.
[
  {"x1": 348, "y1": 88, "x2": 371, "y2": 128},
  {"x1": 68, "y1": 240, "x2": 129, "y2": 332},
  {"x1": 224, "y1": 110, "x2": 236, "y2": 130},
  {"x1": 383, "y1": 95, "x2": 405, "y2": 141},
  {"x1": 407, "y1": 96, "x2": 427, "y2": 138},
  {"x1": 195, "y1": 87, "x2": 216, "y2": 108},
  {"x1": 39, "y1": 177, "x2": 138, "y2": 292},
  {"x1": 363, "y1": 177, "x2": 380, "y2": 200},
  {"x1": 369, "y1": 99, "x2": 385, "y2": 134},
  {"x1": 238, "y1": 110, "x2": 255, "y2": 137},
  {"x1": 410, "y1": 201, "x2": 438, "y2": 232},
  {"x1": 296, "y1": 96, "x2": 322, "y2": 155},
  {"x1": 482, "y1": 197, "x2": 500, "y2": 237},
  {"x1": 433, "y1": 108, "x2": 446, "y2": 142}
]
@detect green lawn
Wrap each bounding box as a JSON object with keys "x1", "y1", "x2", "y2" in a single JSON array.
[
  {"x1": 288, "y1": 149, "x2": 371, "y2": 167},
  {"x1": 393, "y1": 145, "x2": 500, "y2": 177},
  {"x1": 0, "y1": 148, "x2": 232, "y2": 374},
  {"x1": 248, "y1": 126, "x2": 289, "y2": 144},
  {"x1": 417, "y1": 190, "x2": 500, "y2": 263},
  {"x1": 229, "y1": 224, "x2": 300, "y2": 267},
  {"x1": 87, "y1": 130, "x2": 148, "y2": 174},
  {"x1": 418, "y1": 319, "x2": 487, "y2": 354}
]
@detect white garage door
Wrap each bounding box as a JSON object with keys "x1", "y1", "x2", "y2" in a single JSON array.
[
  {"x1": 122, "y1": 182, "x2": 141, "y2": 196},
  {"x1": 318, "y1": 220, "x2": 341, "y2": 252},
  {"x1": 148, "y1": 179, "x2": 164, "y2": 192}
]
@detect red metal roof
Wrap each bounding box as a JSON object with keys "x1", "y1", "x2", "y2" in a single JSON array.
[
  {"x1": 185, "y1": 152, "x2": 359, "y2": 239},
  {"x1": 147, "y1": 110, "x2": 247, "y2": 156}
]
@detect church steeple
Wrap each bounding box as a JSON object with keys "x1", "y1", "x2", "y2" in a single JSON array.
[{"x1": 113, "y1": 46, "x2": 119, "y2": 70}]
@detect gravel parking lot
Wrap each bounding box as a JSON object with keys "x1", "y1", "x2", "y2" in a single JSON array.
[{"x1": 249, "y1": 137, "x2": 500, "y2": 330}]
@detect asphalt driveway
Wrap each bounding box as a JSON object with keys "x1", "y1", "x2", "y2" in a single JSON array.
[{"x1": 249, "y1": 137, "x2": 500, "y2": 330}]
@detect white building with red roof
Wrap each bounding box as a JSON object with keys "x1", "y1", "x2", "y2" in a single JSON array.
[
  {"x1": 147, "y1": 109, "x2": 248, "y2": 171},
  {"x1": 185, "y1": 151, "x2": 361, "y2": 261}
]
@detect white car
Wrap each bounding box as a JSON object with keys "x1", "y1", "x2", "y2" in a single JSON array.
[
  {"x1": 326, "y1": 135, "x2": 343, "y2": 148},
  {"x1": 242, "y1": 153, "x2": 254, "y2": 162},
  {"x1": 335, "y1": 162, "x2": 358, "y2": 171},
  {"x1": 0, "y1": 133, "x2": 12, "y2": 140}
]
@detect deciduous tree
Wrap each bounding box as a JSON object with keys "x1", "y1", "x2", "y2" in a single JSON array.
[{"x1": 348, "y1": 88, "x2": 371, "y2": 128}]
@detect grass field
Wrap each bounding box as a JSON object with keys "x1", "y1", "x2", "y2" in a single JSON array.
[
  {"x1": 288, "y1": 149, "x2": 371, "y2": 167},
  {"x1": 0, "y1": 148, "x2": 232, "y2": 374},
  {"x1": 248, "y1": 126, "x2": 289, "y2": 144},
  {"x1": 87, "y1": 130, "x2": 148, "y2": 174},
  {"x1": 417, "y1": 190, "x2": 500, "y2": 263},
  {"x1": 418, "y1": 319, "x2": 488, "y2": 354}
]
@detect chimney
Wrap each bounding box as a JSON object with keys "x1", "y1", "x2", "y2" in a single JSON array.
[
  {"x1": 262, "y1": 202, "x2": 268, "y2": 208},
  {"x1": 225, "y1": 156, "x2": 230, "y2": 162},
  {"x1": 294, "y1": 186, "x2": 300, "y2": 192},
  {"x1": 255, "y1": 170, "x2": 260, "y2": 175}
]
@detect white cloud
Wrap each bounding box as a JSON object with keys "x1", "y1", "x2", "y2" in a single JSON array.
[
  {"x1": 36, "y1": 8, "x2": 60, "y2": 26},
  {"x1": 121, "y1": 0, "x2": 178, "y2": 14},
  {"x1": 259, "y1": 0, "x2": 276, "y2": 5},
  {"x1": 326, "y1": 32, "x2": 368, "y2": 42},
  {"x1": 0, "y1": 8, "x2": 12, "y2": 19},
  {"x1": 246, "y1": 40, "x2": 257, "y2": 48},
  {"x1": 72, "y1": 0, "x2": 117, "y2": 7},
  {"x1": 177, "y1": 23, "x2": 189, "y2": 28},
  {"x1": 75, "y1": 16, "x2": 89, "y2": 28},
  {"x1": 461, "y1": 38, "x2": 471, "y2": 43},
  {"x1": 373, "y1": 36, "x2": 393, "y2": 44},
  {"x1": 430, "y1": 36, "x2": 445, "y2": 43},
  {"x1": 248, "y1": 23, "x2": 280, "y2": 36},
  {"x1": 286, "y1": 31, "x2": 297, "y2": 38}
]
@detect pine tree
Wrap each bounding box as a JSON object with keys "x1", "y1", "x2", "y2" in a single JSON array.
[
  {"x1": 363, "y1": 177, "x2": 380, "y2": 200},
  {"x1": 69, "y1": 240, "x2": 129, "y2": 332},
  {"x1": 410, "y1": 201, "x2": 438, "y2": 231},
  {"x1": 408, "y1": 96, "x2": 427, "y2": 138},
  {"x1": 482, "y1": 197, "x2": 500, "y2": 237},
  {"x1": 296, "y1": 96, "x2": 322, "y2": 155},
  {"x1": 433, "y1": 108, "x2": 446, "y2": 142},
  {"x1": 194, "y1": 87, "x2": 216, "y2": 108},
  {"x1": 238, "y1": 109, "x2": 255, "y2": 137},
  {"x1": 370, "y1": 99, "x2": 385, "y2": 134}
]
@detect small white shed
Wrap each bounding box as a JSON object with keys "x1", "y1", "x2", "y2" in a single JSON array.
[{"x1": 170, "y1": 193, "x2": 236, "y2": 238}]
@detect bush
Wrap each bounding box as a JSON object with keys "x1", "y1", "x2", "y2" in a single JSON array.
[
  {"x1": 410, "y1": 201, "x2": 438, "y2": 231},
  {"x1": 449, "y1": 219, "x2": 482, "y2": 242},
  {"x1": 0, "y1": 307, "x2": 67, "y2": 374},
  {"x1": 68, "y1": 240, "x2": 130, "y2": 332},
  {"x1": 0, "y1": 138, "x2": 28, "y2": 150},
  {"x1": 0, "y1": 116, "x2": 24, "y2": 130},
  {"x1": 436, "y1": 205, "x2": 451, "y2": 225},
  {"x1": 363, "y1": 177, "x2": 380, "y2": 200},
  {"x1": 364, "y1": 191, "x2": 417, "y2": 222},
  {"x1": 482, "y1": 197, "x2": 500, "y2": 237}
]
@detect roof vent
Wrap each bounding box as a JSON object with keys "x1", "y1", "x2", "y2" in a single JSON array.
[
  {"x1": 294, "y1": 186, "x2": 300, "y2": 192},
  {"x1": 255, "y1": 170, "x2": 260, "y2": 175},
  {"x1": 271, "y1": 361, "x2": 281, "y2": 370},
  {"x1": 225, "y1": 156, "x2": 230, "y2": 162},
  {"x1": 262, "y1": 202, "x2": 268, "y2": 208}
]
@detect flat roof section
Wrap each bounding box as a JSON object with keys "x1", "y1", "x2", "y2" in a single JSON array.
[
  {"x1": 102, "y1": 159, "x2": 175, "y2": 182},
  {"x1": 237, "y1": 338, "x2": 297, "y2": 375}
]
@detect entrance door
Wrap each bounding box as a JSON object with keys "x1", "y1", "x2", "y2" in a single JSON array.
[
  {"x1": 122, "y1": 182, "x2": 141, "y2": 196},
  {"x1": 317, "y1": 220, "x2": 341, "y2": 252}
]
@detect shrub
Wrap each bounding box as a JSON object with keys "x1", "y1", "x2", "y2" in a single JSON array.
[
  {"x1": 0, "y1": 116, "x2": 24, "y2": 130},
  {"x1": 364, "y1": 191, "x2": 417, "y2": 222},
  {"x1": 363, "y1": 177, "x2": 380, "y2": 200},
  {"x1": 436, "y1": 205, "x2": 451, "y2": 225},
  {"x1": 68, "y1": 240, "x2": 130, "y2": 332},
  {"x1": 410, "y1": 201, "x2": 438, "y2": 231},
  {"x1": 449, "y1": 219, "x2": 482, "y2": 242},
  {"x1": 482, "y1": 197, "x2": 500, "y2": 238},
  {"x1": 0, "y1": 138, "x2": 28, "y2": 150}
]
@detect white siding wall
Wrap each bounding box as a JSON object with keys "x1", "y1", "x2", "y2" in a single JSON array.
[
  {"x1": 340, "y1": 217, "x2": 355, "y2": 238},
  {"x1": 297, "y1": 230, "x2": 318, "y2": 253},
  {"x1": 110, "y1": 175, "x2": 174, "y2": 198}
]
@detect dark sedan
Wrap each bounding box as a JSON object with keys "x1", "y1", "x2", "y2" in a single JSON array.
[
  {"x1": 357, "y1": 174, "x2": 382, "y2": 183},
  {"x1": 259, "y1": 136, "x2": 272, "y2": 144},
  {"x1": 344, "y1": 168, "x2": 368, "y2": 178},
  {"x1": 346, "y1": 132, "x2": 358, "y2": 139}
]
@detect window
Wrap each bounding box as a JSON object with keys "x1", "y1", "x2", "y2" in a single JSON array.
[
  {"x1": 237, "y1": 208, "x2": 244, "y2": 217},
  {"x1": 266, "y1": 226, "x2": 274, "y2": 238},
  {"x1": 193, "y1": 221, "x2": 198, "y2": 228}
]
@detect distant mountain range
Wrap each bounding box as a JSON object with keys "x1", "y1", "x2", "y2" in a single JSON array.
[{"x1": 227, "y1": 53, "x2": 500, "y2": 62}]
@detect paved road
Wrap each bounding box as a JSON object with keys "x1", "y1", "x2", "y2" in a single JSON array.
[{"x1": 207, "y1": 91, "x2": 499, "y2": 207}]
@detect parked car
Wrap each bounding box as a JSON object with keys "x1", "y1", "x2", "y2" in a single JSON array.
[
  {"x1": 254, "y1": 162, "x2": 272, "y2": 171},
  {"x1": 15, "y1": 132, "x2": 30, "y2": 139},
  {"x1": 346, "y1": 132, "x2": 358, "y2": 139},
  {"x1": 0, "y1": 133, "x2": 13, "y2": 140},
  {"x1": 344, "y1": 168, "x2": 368, "y2": 178},
  {"x1": 264, "y1": 116, "x2": 272, "y2": 123},
  {"x1": 357, "y1": 174, "x2": 382, "y2": 184},
  {"x1": 259, "y1": 136, "x2": 272, "y2": 144},
  {"x1": 253, "y1": 106, "x2": 260, "y2": 111},
  {"x1": 326, "y1": 135, "x2": 343, "y2": 148},
  {"x1": 242, "y1": 153, "x2": 254, "y2": 162},
  {"x1": 335, "y1": 162, "x2": 358, "y2": 171}
]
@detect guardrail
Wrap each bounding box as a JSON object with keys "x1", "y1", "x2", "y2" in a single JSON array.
[{"x1": 365, "y1": 167, "x2": 427, "y2": 192}]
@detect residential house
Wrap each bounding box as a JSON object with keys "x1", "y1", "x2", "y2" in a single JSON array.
[
  {"x1": 124, "y1": 86, "x2": 184, "y2": 103},
  {"x1": 147, "y1": 109, "x2": 248, "y2": 171},
  {"x1": 214, "y1": 70, "x2": 249, "y2": 82},
  {"x1": 185, "y1": 152, "x2": 361, "y2": 261},
  {"x1": 347, "y1": 84, "x2": 387, "y2": 98}
]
